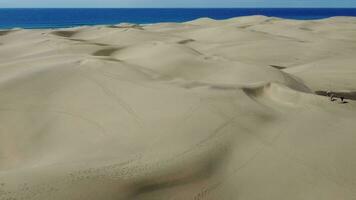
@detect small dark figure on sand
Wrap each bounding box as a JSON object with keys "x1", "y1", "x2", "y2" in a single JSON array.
[
  {"x1": 327, "y1": 91, "x2": 336, "y2": 101},
  {"x1": 326, "y1": 90, "x2": 347, "y2": 103}
]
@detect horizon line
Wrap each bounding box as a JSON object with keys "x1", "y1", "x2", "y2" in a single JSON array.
[{"x1": 1, "y1": 7, "x2": 356, "y2": 9}]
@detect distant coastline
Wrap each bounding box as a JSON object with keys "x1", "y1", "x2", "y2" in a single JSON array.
[{"x1": 1, "y1": 8, "x2": 356, "y2": 29}]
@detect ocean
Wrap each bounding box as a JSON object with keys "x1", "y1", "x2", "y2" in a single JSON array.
[{"x1": 0, "y1": 8, "x2": 356, "y2": 29}]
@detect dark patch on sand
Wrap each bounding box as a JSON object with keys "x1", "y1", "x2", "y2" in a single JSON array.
[
  {"x1": 130, "y1": 155, "x2": 225, "y2": 197},
  {"x1": 299, "y1": 27, "x2": 313, "y2": 31},
  {"x1": 260, "y1": 18, "x2": 277, "y2": 25},
  {"x1": 315, "y1": 90, "x2": 356, "y2": 101},
  {"x1": 0, "y1": 30, "x2": 15, "y2": 36},
  {"x1": 108, "y1": 24, "x2": 144, "y2": 30},
  {"x1": 129, "y1": 139, "x2": 232, "y2": 198},
  {"x1": 99, "y1": 57, "x2": 123, "y2": 62},
  {"x1": 69, "y1": 39, "x2": 109, "y2": 46},
  {"x1": 178, "y1": 39, "x2": 195, "y2": 44},
  {"x1": 51, "y1": 31, "x2": 77, "y2": 37},
  {"x1": 69, "y1": 38, "x2": 86, "y2": 42},
  {"x1": 269, "y1": 65, "x2": 286, "y2": 70},
  {"x1": 91, "y1": 42, "x2": 109, "y2": 47},
  {"x1": 92, "y1": 48, "x2": 122, "y2": 56},
  {"x1": 238, "y1": 25, "x2": 252, "y2": 29}
]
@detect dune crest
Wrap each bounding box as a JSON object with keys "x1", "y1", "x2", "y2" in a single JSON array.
[{"x1": 1, "y1": 16, "x2": 356, "y2": 200}]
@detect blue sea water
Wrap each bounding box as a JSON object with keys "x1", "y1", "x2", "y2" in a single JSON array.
[{"x1": 0, "y1": 8, "x2": 356, "y2": 29}]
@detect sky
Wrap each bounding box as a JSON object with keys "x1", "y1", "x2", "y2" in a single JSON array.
[{"x1": 0, "y1": 0, "x2": 356, "y2": 8}]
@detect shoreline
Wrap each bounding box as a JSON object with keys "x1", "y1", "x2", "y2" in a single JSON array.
[
  {"x1": 0, "y1": 15, "x2": 356, "y2": 31},
  {"x1": 1, "y1": 8, "x2": 356, "y2": 29}
]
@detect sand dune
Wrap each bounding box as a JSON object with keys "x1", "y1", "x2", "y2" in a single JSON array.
[{"x1": 0, "y1": 16, "x2": 356, "y2": 200}]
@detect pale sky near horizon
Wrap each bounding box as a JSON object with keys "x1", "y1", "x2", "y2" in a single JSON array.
[{"x1": 0, "y1": 0, "x2": 355, "y2": 8}]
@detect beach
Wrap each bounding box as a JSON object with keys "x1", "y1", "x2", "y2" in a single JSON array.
[{"x1": 0, "y1": 16, "x2": 356, "y2": 199}]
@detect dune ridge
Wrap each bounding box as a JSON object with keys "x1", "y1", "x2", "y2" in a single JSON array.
[{"x1": 0, "y1": 16, "x2": 356, "y2": 200}]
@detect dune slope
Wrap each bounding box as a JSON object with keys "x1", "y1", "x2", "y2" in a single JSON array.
[{"x1": 0, "y1": 16, "x2": 356, "y2": 200}]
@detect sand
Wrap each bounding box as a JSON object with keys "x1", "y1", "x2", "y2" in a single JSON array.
[{"x1": 0, "y1": 16, "x2": 356, "y2": 200}]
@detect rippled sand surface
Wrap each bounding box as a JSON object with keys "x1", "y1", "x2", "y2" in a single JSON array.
[{"x1": 0, "y1": 16, "x2": 356, "y2": 200}]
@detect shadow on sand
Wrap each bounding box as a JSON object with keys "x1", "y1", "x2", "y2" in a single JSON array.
[{"x1": 315, "y1": 90, "x2": 356, "y2": 103}]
